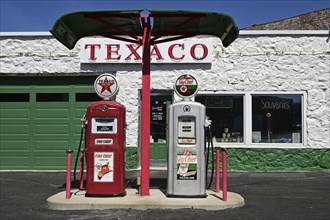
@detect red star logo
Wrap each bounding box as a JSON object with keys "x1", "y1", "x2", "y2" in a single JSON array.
[
  {"x1": 180, "y1": 85, "x2": 187, "y2": 93},
  {"x1": 98, "y1": 77, "x2": 115, "y2": 93}
]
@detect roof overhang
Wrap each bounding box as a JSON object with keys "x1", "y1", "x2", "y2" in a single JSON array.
[{"x1": 50, "y1": 9, "x2": 239, "y2": 49}]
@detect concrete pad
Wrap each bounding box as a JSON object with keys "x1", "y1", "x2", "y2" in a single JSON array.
[{"x1": 47, "y1": 189, "x2": 244, "y2": 210}]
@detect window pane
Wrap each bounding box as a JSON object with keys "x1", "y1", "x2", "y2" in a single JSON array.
[
  {"x1": 195, "y1": 95, "x2": 244, "y2": 143},
  {"x1": 150, "y1": 93, "x2": 172, "y2": 143},
  {"x1": 76, "y1": 93, "x2": 100, "y2": 102},
  {"x1": 0, "y1": 93, "x2": 30, "y2": 102},
  {"x1": 252, "y1": 95, "x2": 302, "y2": 143},
  {"x1": 36, "y1": 93, "x2": 69, "y2": 102}
]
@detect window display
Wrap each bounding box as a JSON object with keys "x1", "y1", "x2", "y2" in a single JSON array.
[
  {"x1": 195, "y1": 95, "x2": 244, "y2": 143},
  {"x1": 252, "y1": 95, "x2": 303, "y2": 143}
]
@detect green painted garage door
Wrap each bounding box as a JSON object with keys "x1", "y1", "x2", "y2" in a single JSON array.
[{"x1": 0, "y1": 76, "x2": 99, "y2": 170}]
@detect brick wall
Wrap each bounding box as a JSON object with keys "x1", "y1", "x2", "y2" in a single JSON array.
[{"x1": 246, "y1": 8, "x2": 329, "y2": 30}]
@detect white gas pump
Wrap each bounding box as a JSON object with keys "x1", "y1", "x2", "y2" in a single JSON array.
[{"x1": 167, "y1": 74, "x2": 207, "y2": 197}]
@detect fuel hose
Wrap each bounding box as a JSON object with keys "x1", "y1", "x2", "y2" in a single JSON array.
[
  {"x1": 73, "y1": 127, "x2": 85, "y2": 189},
  {"x1": 205, "y1": 126, "x2": 215, "y2": 189},
  {"x1": 73, "y1": 114, "x2": 86, "y2": 190}
]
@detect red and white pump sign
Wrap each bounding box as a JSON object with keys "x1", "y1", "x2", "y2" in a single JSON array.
[
  {"x1": 94, "y1": 152, "x2": 114, "y2": 182},
  {"x1": 94, "y1": 74, "x2": 119, "y2": 100}
]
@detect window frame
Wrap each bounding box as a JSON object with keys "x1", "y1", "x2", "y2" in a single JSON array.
[{"x1": 196, "y1": 91, "x2": 307, "y2": 148}]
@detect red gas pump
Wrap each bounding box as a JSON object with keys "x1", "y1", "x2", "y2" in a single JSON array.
[{"x1": 85, "y1": 74, "x2": 126, "y2": 197}]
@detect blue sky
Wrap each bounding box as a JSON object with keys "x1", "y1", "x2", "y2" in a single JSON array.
[{"x1": 0, "y1": 0, "x2": 329, "y2": 32}]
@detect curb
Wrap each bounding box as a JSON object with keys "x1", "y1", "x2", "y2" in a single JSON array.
[{"x1": 47, "y1": 189, "x2": 245, "y2": 210}]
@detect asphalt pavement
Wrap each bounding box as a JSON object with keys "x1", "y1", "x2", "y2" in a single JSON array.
[{"x1": 1, "y1": 170, "x2": 329, "y2": 220}]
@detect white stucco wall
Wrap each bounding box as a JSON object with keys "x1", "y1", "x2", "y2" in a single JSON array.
[{"x1": 1, "y1": 31, "x2": 329, "y2": 148}]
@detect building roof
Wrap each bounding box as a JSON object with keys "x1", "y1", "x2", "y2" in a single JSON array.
[{"x1": 244, "y1": 8, "x2": 329, "y2": 30}]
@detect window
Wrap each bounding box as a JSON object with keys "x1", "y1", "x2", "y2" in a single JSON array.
[
  {"x1": 252, "y1": 94, "x2": 303, "y2": 143},
  {"x1": 150, "y1": 92, "x2": 172, "y2": 143},
  {"x1": 195, "y1": 95, "x2": 244, "y2": 143},
  {"x1": 0, "y1": 93, "x2": 30, "y2": 102},
  {"x1": 36, "y1": 93, "x2": 69, "y2": 102},
  {"x1": 195, "y1": 92, "x2": 305, "y2": 147},
  {"x1": 76, "y1": 93, "x2": 100, "y2": 102}
]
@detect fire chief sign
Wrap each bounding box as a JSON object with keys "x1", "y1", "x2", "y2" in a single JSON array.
[{"x1": 94, "y1": 152, "x2": 114, "y2": 182}]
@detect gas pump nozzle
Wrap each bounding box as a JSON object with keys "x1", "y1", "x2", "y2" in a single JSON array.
[
  {"x1": 81, "y1": 114, "x2": 87, "y2": 128},
  {"x1": 204, "y1": 116, "x2": 212, "y2": 128}
]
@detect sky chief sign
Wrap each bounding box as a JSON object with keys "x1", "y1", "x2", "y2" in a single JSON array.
[{"x1": 80, "y1": 38, "x2": 213, "y2": 64}]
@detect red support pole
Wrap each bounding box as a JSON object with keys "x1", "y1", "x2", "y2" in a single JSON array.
[
  {"x1": 222, "y1": 148, "x2": 227, "y2": 201},
  {"x1": 66, "y1": 149, "x2": 73, "y2": 199},
  {"x1": 215, "y1": 148, "x2": 220, "y2": 193},
  {"x1": 79, "y1": 150, "x2": 84, "y2": 190},
  {"x1": 140, "y1": 16, "x2": 152, "y2": 196}
]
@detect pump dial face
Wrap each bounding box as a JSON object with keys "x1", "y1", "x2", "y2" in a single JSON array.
[
  {"x1": 94, "y1": 74, "x2": 119, "y2": 100},
  {"x1": 174, "y1": 74, "x2": 199, "y2": 99}
]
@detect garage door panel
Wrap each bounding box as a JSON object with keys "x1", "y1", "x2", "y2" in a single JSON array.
[
  {"x1": 33, "y1": 153, "x2": 67, "y2": 169},
  {"x1": 35, "y1": 124, "x2": 70, "y2": 135},
  {"x1": 74, "y1": 108, "x2": 87, "y2": 120},
  {"x1": 0, "y1": 157, "x2": 30, "y2": 169},
  {"x1": 0, "y1": 151, "x2": 30, "y2": 168},
  {"x1": 35, "y1": 140, "x2": 69, "y2": 151},
  {"x1": 35, "y1": 109, "x2": 70, "y2": 119},
  {"x1": 0, "y1": 140, "x2": 29, "y2": 150},
  {"x1": 1, "y1": 82, "x2": 96, "y2": 170},
  {"x1": 74, "y1": 139, "x2": 83, "y2": 146},
  {"x1": 33, "y1": 163, "x2": 66, "y2": 170},
  {"x1": 0, "y1": 124, "x2": 30, "y2": 135},
  {"x1": 74, "y1": 124, "x2": 84, "y2": 134},
  {"x1": 0, "y1": 108, "x2": 30, "y2": 119}
]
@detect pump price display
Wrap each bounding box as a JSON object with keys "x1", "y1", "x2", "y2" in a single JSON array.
[
  {"x1": 97, "y1": 126, "x2": 113, "y2": 132},
  {"x1": 178, "y1": 117, "x2": 196, "y2": 144},
  {"x1": 91, "y1": 117, "x2": 117, "y2": 134}
]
